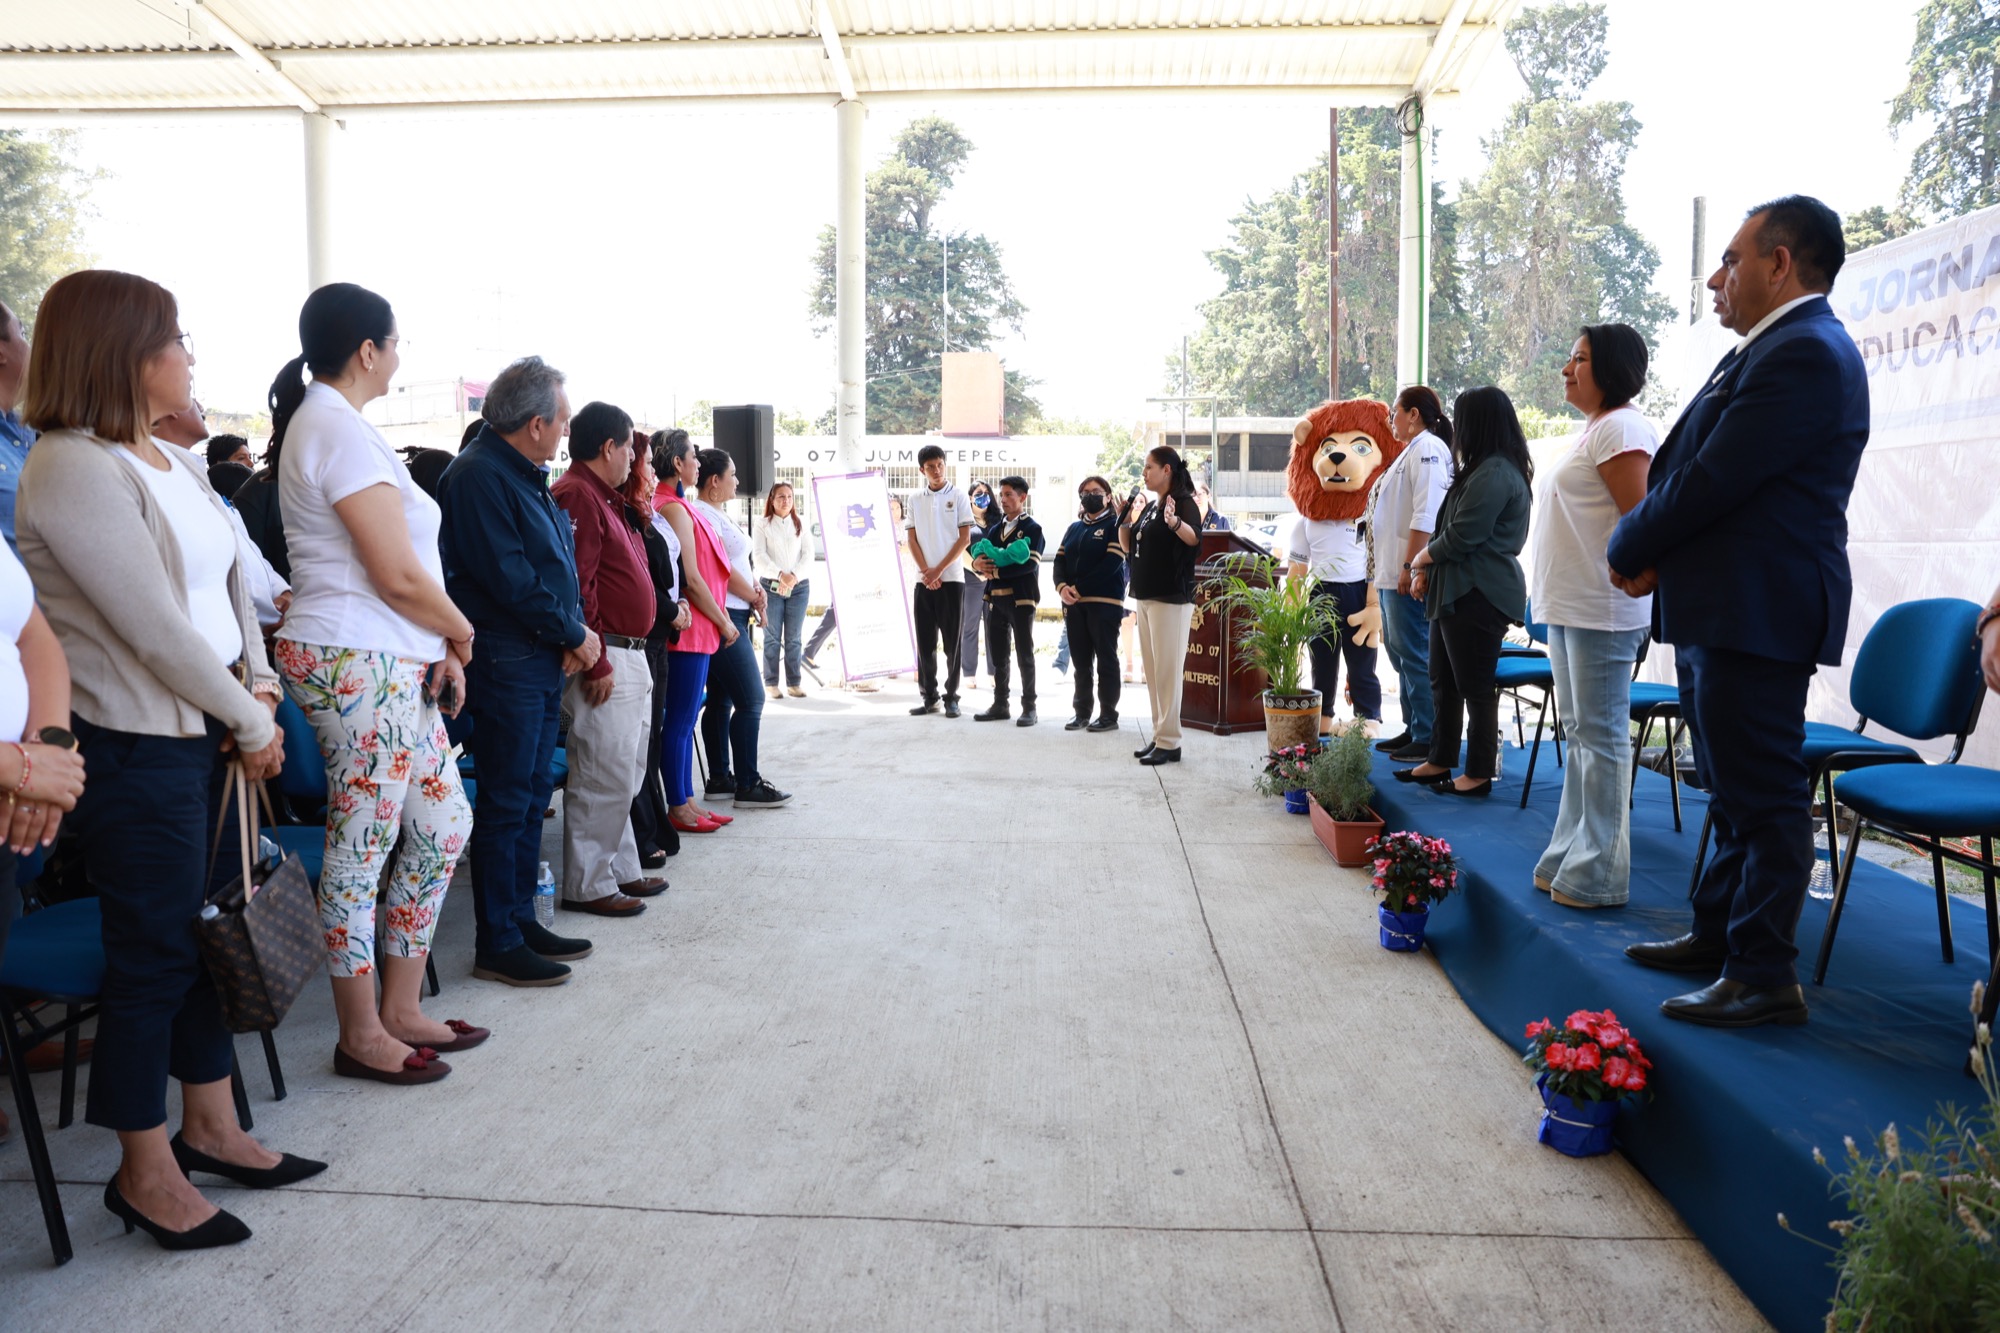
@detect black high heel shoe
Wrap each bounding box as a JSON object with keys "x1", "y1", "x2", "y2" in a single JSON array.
[
  {"x1": 104, "y1": 1177, "x2": 251, "y2": 1250},
  {"x1": 171, "y1": 1132, "x2": 327, "y2": 1189}
]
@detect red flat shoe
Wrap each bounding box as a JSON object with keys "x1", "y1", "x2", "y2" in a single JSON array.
[
  {"x1": 670, "y1": 815, "x2": 721, "y2": 834},
  {"x1": 698, "y1": 810, "x2": 733, "y2": 825},
  {"x1": 333, "y1": 1046, "x2": 451, "y2": 1085},
  {"x1": 420, "y1": 1020, "x2": 490, "y2": 1053}
]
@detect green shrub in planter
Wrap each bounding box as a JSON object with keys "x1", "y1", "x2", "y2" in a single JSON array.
[{"x1": 1308, "y1": 725, "x2": 1376, "y2": 821}]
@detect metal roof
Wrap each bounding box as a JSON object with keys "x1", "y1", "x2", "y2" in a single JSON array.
[{"x1": 0, "y1": 1, "x2": 1522, "y2": 116}]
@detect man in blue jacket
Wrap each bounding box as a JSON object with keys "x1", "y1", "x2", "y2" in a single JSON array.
[
  {"x1": 439, "y1": 356, "x2": 602, "y2": 988},
  {"x1": 1607, "y1": 196, "x2": 1869, "y2": 1028}
]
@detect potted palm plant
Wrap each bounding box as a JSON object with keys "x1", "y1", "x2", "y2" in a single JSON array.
[
  {"x1": 1201, "y1": 553, "x2": 1339, "y2": 751},
  {"x1": 1305, "y1": 725, "x2": 1383, "y2": 866}
]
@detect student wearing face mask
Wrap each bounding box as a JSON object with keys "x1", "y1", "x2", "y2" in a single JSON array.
[
  {"x1": 960, "y1": 478, "x2": 994, "y2": 689},
  {"x1": 971, "y1": 476, "x2": 1044, "y2": 726},
  {"x1": 1052, "y1": 475, "x2": 1127, "y2": 732}
]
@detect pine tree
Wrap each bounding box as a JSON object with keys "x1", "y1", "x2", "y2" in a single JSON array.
[
  {"x1": 1892, "y1": 0, "x2": 1999, "y2": 220},
  {"x1": 808, "y1": 117, "x2": 1039, "y2": 434}
]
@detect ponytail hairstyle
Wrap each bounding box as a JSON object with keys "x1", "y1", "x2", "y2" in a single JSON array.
[
  {"x1": 266, "y1": 282, "x2": 395, "y2": 466},
  {"x1": 1147, "y1": 444, "x2": 1198, "y2": 516},
  {"x1": 1395, "y1": 384, "x2": 1453, "y2": 448},
  {"x1": 695, "y1": 446, "x2": 735, "y2": 493},
  {"x1": 652, "y1": 428, "x2": 693, "y2": 499}
]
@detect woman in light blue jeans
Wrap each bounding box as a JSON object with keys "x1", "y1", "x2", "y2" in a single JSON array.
[
  {"x1": 1528, "y1": 323, "x2": 1661, "y2": 908},
  {"x1": 754, "y1": 482, "x2": 814, "y2": 695}
]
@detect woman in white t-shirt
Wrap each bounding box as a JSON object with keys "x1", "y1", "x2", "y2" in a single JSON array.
[
  {"x1": 753, "y1": 482, "x2": 815, "y2": 697},
  {"x1": 1528, "y1": 323, "x2": 1662, "y2": 910},
  {"x1": 268, "y1": 284, "x2": 480, "y2": 1086}
]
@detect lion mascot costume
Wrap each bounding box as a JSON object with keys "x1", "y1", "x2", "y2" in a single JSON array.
[{"x1": 1286, "y1": 399, "x2": 1402, "y2": 734}]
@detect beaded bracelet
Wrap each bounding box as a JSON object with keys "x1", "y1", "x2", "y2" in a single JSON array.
[{"x1": 6, "y1": 740, "x2": 30, "y2": 796}]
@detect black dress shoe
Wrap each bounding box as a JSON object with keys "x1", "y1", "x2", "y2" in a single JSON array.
[
  {"x1": 1016, "y1": 709, "x2": 1037, "y2": 727},
  {"x1": 1139, "y1": 747, "x2": 1181, "y2": 765},
  {"x1": 1624, "y1": 932, "x2": 1728, "y2": 975},
  {"x1": 1437, "y1": 778, "x2": 1492, "y2": 799},
  {"x1": 1372, "y1": 730, "x2": 1412, "y2": 753},
  {"x1": 1388, "y1": 743, "x2": 1431, "y2": 763},
  {"x1": 910, "y1": 701, "x2": 940, "y2": 715},
  {"x1": 975, "y1": 704, "x2": 1011, "y2": 721},
  {"x1": 1134, "y1": 742, "x2": 1155, "y2": 758},
  {"x1": 104, "y1": 1178, "x2": 251, "y2": 1251},
  {"x1": 1064, "y1": 715, "x2": 1088, "y2": 731},
  {"x1": 943, "y1": 701, "x2": 961, "y2": 718},
  {"x1": 1088, "y1": 715, "x2": 1119, "y2": 732},
  {"x1": 1660, "y1": 977, "x2": 1809, "y2": 1028},
  {"x1": 1392, "y1": 767, "x2": 1451, "y2": 784},
  {"x1": 170, "y1": 1132, "x2": 327, "y2": 1188}
]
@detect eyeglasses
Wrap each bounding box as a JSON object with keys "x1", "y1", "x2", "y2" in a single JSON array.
[
  {"x1": 380, "y1": 335, "x2": 406, "y2": 349},
  {"x1": 173, "y1": 332, "x2": 194, "y2": 358}
]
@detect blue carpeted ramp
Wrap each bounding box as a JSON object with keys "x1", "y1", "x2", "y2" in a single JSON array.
[{"x1": 1369, "y1": 745, "x2": 1992, "y2": 1333}]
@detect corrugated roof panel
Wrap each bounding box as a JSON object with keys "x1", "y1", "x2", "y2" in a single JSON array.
[{"x1": 0, "y1": 0, "x2": 1522, "y2": 110}]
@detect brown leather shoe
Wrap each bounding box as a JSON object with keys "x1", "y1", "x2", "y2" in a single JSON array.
[
  {"x1": 560, "y1": 893, "x2": 646, "y2": 917},
  {"x1": 26, "y1": 1037, "x2": 92, "y2": 1073},
  {"x1": 617, "y1": 877, "x2": 669, "y2": 898}
]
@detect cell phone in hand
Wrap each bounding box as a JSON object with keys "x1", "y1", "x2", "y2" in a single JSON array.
[{"x1": 438, "y1": 677, "x2": 459, "y2": 714}]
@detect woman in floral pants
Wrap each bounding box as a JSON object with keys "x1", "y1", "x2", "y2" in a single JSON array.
[{"x1": 267, "y1": 282, "x2": 484, "y2": 1085}]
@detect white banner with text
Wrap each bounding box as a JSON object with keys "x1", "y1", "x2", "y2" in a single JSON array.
[{"x1": 811, "y1": 470, "x2": 917, "y2": 682}]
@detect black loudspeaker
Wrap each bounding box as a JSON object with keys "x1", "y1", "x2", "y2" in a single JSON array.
[{"x1": 712, "y1": 404, "x2": 774, "y2": 495}]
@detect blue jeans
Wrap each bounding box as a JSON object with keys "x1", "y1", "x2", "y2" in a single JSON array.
[
  {"x1": 662, "y1": 649, "x2": 711, "y2": 805},
  {"x1": 761, "y1": 578, "x2": 810, "y2": 687},
  {"x1": 1535, "y1": 625, "x2": 1649, "y2": 905},
  {"x1": 1381, "y1": 588, "x2": 1433, "y2": 744},
  {"x1": 701, "y1": 607, "x2": 765, "y2": 787},
  {"x1": 465, "y1": 629, "x2": 564, "y2": 958}
]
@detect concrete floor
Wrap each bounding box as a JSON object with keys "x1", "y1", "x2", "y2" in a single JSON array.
[{"x1": 0, "y1": 673, "x2": 1768, "y2": 1331}]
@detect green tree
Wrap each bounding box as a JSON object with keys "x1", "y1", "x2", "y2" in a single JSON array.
[
  {"x1": 1454, "y1": 1, "x2": 1671, "y2": 415},
  {"x1": 1891, "y1": 0, "x2": 1999, "y2": 220},
  {"x1": 1174, "y1": 108, "x2": 1468, "y2": 416},
  {"x1": 808, "y1": 116, "x2": 1039, "y2": 434},
  {"x1": 0, "y1": 130, "x2": 94, "y2": 326},
  {"x1": 1842, "y1": 204, "x2": 1922, "y2": 253}
]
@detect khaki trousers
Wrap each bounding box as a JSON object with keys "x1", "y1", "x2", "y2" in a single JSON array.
[
  {"x1": 561, "y1": 643, "x2": 653, "y2": 902},
  {"x1": 1134, "y1": 598, "x2": 1194, "y2": 751}
]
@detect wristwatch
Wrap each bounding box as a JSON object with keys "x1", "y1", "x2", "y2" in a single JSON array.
[
  {"x1": 1977, "y1": 603, "x2": 2000, "y2": 639},
  {"x1": 35, "y1": 726, "x2": 78, "y2": 752}
]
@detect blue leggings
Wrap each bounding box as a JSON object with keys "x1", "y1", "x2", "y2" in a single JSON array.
[{"x1": 661, "y1": 649, "x2": 712, "y2": 805}]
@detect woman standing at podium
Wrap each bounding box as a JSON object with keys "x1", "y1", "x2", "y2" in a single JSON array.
[{"x1": 1121, "y1": 445, "x2": 1201, "y2": 766}]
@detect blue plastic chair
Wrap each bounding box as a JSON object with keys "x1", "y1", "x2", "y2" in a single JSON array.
[
  {"x1": 1629, "y1": 644, "x2": 1687, "y2": 831},
  {"x1": 1495, "y1": 613, "x2": 1561, "y2": 808},
  {"x1": 1805, "y1": 599, "x2": 1991, "y2": 987}
]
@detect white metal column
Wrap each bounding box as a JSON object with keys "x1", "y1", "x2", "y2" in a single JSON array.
[
  {"x1": 835, "y1": 99, "x2": 866, "y2": 469},
  {"x1": 303, "y1": 112, "x2": 339, "y2": 292},
  {"x1": 1396, "y1": 106, "x2": 1432, "y2": 389}
]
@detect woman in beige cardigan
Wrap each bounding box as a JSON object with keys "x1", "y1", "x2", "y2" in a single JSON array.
[{"x1": 18, "y1": 270, "x2": 324, "y2": 1252}]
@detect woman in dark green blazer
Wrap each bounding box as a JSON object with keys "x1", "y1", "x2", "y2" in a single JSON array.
[{"x1": 1400, "y1": 387, "x2": 1533, "y2": 797}]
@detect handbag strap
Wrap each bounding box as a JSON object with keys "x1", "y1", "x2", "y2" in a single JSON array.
[{"x1": 204, "y1": 759, "x2": 261, "y2": 906}]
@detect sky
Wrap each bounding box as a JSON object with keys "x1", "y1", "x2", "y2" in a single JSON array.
[{"x1": 48, "y1": 0, "x2": 1930, "y2": 430}]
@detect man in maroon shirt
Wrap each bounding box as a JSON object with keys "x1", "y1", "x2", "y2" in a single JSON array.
[{"x1": 550, "y1": 401, "x2": 666, "y2": 916}]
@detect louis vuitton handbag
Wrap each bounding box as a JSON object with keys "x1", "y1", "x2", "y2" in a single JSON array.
[{"x1": 195, "y1": 760, "x2": 323, "y2": 1033}]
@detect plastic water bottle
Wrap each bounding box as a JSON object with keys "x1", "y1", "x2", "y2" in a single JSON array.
[
  {"x1": 534, "y1": 862, "x2": 557, "y2": 928},
  {"x1": 258, "y1": 833, "x2": 282, "y2": 867},
  {"x1": 1807, "y1": 818, "x2": 1835, "y2": 900}
]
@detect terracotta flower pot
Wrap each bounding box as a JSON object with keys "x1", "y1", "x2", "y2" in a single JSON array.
[
  {"x1": 1308, "y1": 794, "x2": 1386, "y2": 867},
  {"x1": 1262, "y1": 689, "x2": 1322, "y2": 752}
]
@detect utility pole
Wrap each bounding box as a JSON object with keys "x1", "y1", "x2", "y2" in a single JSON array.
[{"x1": 1690, "y1": 196, "x2": 1707, "y2": 324}]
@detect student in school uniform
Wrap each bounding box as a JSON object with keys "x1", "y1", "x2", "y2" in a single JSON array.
[
  {"x1": 1051, "y1": 475, "x2": 1128, "y2": 732},
  {"x1": 971, "y1": 475, "x2": 1045, "y2": 727}
]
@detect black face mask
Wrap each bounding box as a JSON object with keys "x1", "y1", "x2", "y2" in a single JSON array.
[{"x1": 1080, "y1": 492, "x2": 1107, "y2": 515}]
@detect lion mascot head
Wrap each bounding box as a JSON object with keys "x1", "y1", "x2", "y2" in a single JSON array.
[{"x1": 1288, "y1": 399, "x2": 1402, "y2": 522}]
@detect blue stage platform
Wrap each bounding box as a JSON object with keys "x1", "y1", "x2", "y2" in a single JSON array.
[{"x1": 1370, "y1": 746, "x2": 1993, "y2": 1333}]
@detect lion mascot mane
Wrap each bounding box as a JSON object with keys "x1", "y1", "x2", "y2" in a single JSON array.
[{"x1": 1288, "y1": 398, "x2": 1403, "y2": 650}]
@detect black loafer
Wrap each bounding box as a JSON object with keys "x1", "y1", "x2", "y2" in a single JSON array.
[
  {"x1": 1088, "y1": 715, "x2": 1119, "y2": 732},
  {"x1": 1436, "y1": 779, "x2": 1492, "y2": 799},
  {"x1": 1138, "y1": 747, "x2": 1181, "y2": 765},
  {"x1": 1388, "y1": 743, "x2": 1431, "y2": 763},
  {"x1": 1392, "y1": 767, "x2": 1450, "y2": 784},
  {"x1": 910, "y1": 700, "x2": 940, "y2": 715},
  {"x1": 1064, "y1": 716, "x2": 1089, "y2": 731},
  {"x1": 1660, "y1": 977, "x2": 1809, "y2": 1028},
  {"x1": 943, "y1": 702, "x2": 961, "y2": 718},
  {"x1": 1134, "y1": 742, "x2": 1155, "y2": 758},
  {"x1": 1624, "y1": 932, "x2": 1728, "y2": 974},
  {"x1": 1016, "y1": 709, "x2": 1037, "y2": 727},
  {"x1": 1373, "y1": 730, "x2": 1413, "y2": 753},
  {"x1": 975, "y1": 704, "x2": 1011, "y2": 721}
]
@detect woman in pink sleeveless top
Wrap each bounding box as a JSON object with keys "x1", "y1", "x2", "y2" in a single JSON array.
[{"x1": 649, "y1": 430, "x2": 735, "y2": 832}]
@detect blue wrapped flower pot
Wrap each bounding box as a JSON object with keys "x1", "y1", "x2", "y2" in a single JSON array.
[
  {"x1": 1283, "y1": 789, "x2": 1310, "y2": 815},
  {"x1": 1377, "y1": 904, "x2": 1428, "y2": 952},
  {"x1": 1537, "y1": 1076, "x2": 1618, "y2": 1157}
]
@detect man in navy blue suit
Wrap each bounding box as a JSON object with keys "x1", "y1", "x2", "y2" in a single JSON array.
[{"x1": 1606, "y1": 196, "x2": 1869, "y2": 1028}]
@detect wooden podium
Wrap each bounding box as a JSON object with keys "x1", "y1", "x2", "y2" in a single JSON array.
[{"x1": 1181, "y1": 529, "x2": 1271, "y2": 736}]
